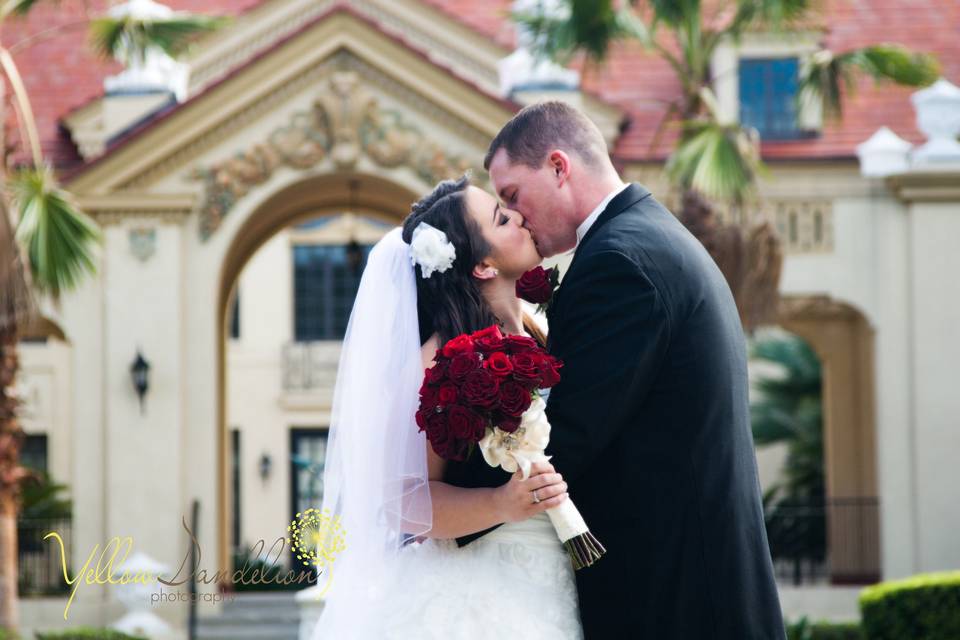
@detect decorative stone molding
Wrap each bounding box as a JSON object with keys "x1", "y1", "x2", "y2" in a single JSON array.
[
  {"x1": 708, "y1": 198, "x2": 834, "y2": 254},
  {"x1": 189, "y1": 71, "x2": 481, "y2": 240},
  {"x1": 857, "y1": 127, "x2": 913, "y2": 178},
  {"x1": 79, "y1": 193, "x2": 195, "y2": 226},
  {"x1": 769, "y1": 199, "x2": 834, "y2": 254},
  {"x1": 910, "y1": 78, "x2": 960, "y2": 166},
  {"x1": 128, "y1": 227, "x2": 158, "y2": 262}
]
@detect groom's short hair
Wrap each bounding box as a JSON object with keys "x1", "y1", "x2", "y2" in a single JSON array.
[{"x1": 483, "y1": 101, "x2": 609, "y2": 171}]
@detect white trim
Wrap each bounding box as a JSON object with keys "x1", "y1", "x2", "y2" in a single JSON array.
[{"x1": 712, "y1": 31, "x2": 823, "y2": 133}]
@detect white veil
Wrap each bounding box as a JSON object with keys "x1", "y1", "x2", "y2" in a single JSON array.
[{"x1": 309, "y1": 227, "x2": 432, "y2": 638}]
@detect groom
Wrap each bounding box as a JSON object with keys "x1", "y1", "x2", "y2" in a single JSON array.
[{"x1": 446, "y1": 101, "x2": 785, "y2": 638}]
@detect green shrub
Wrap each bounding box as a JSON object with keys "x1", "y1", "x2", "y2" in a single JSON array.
[
  {"x1": 787, "y1": 617, "x2": 863, "y2": 640},
  {"x1": 34, "y1": 629, "x2": 146, "y2": 640},
  {"x1": 0, "y1": 628, "x2": 22, "y2": 640},
  {"x1": 860, "y1": 571, "x2": 960, "y2": 640}
]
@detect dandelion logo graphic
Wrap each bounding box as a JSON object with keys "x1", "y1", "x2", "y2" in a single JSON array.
[{"x1": 286, "y1": 508, "x2": 346, "y2": 598}]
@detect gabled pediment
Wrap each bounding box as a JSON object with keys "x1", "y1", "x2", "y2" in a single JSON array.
[{"x1": 65, "y1": 8, "x2": 518, "y2": 196}]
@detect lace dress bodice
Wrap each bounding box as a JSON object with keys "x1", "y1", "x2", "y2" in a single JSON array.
[{"x1": 377, "y1": 511, "x2": 583, "y2": 639}]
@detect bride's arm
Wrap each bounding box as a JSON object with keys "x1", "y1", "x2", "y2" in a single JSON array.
[{"x1": 416, "y1": 335, "x2": 569, "y2": 540}]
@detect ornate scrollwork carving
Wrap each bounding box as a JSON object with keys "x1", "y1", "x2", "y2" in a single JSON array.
[{"x1": 190, "y1": 71, "x2": 481, "y2": 240}]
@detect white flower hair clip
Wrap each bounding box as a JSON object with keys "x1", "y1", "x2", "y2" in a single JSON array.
[{"x1": 409, "y1": 221, "x2": 456, "y2": 278}]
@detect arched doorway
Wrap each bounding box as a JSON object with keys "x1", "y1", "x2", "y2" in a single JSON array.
[
  {"x1": 214, "y1": 172, "x2": 419, "y2": 577},
  {"x1": 777, "y1": 295, "x2": 880, "y2": 584}
]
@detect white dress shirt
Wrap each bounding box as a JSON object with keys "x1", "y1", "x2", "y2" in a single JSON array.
[{"x1": 574, "y1": 182, "x2": 630, "y2": 252}]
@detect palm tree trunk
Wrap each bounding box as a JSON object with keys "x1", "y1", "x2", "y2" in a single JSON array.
[
  {"x1": 0, "y1": 322, "x2": 22, "y2": 631},
  {"x1": 0, "y1": 70, "x2": 34, "y2": 634},
  {"x1": 678, "y1": 189, "x2": 782, "y2": 332}
]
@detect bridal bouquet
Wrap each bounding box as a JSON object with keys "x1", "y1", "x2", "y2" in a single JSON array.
[{"x1": 416, "y1": 324, "x2": 606, "y2": 570}]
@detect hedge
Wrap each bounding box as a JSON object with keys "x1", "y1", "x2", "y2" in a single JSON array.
[
  {"x1": 787, "y1": 617, "x2": 863, "y2": 640},
  {"x1": 860, "y1": 571, "x2": 960, "y2": 640}
]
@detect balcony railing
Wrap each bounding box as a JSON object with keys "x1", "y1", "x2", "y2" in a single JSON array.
[
  {"x1": 766, "y1": 496, "x2": 880, "y2": 586},
  {"x1": 281, "y1": 341, "x2": 342, "y2": 392},
  {"x1": 18, "y1": 517, "x2": 72, "y2": 596}
]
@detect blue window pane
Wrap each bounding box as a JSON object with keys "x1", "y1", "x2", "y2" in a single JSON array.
[
  {"x1": 293, "y1": 243, "x2": 374, "y2": 341},
  {"x1": 739, "y1": 57, "x2": 801, "y2": 140}
]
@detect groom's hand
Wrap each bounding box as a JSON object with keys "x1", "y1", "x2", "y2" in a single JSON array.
[{"x1": 493, "y1": 462, "x2": 568, "y2": 523}]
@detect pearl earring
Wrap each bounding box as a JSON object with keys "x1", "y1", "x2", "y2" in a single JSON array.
[{"x1": 492, "y1": 269, "x2": 499, "y2": 276}]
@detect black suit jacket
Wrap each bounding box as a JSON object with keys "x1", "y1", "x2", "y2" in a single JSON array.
[{"x1": 443, "y1": 184, "x2": 785, "y2": 639}]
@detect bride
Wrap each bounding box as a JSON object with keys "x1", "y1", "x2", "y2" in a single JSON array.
[{"x1": 308, "y1": 175, "x2": 583, "y2": 639}]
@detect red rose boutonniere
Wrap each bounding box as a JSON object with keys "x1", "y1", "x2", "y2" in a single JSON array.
[{"x1": 515, "y1": 266, "x2": 560, "y2": 314}]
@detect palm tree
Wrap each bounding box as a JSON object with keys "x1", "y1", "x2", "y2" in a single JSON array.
[
  {"x1": 750, "y1": 334, "x2": 825, "y2": 584},
  {"x1": 513, "y1": 0, "x2": 939, "y2": 330},
  {"x1": 0, "y1": 0, "x2": 227, "y2": 630}
]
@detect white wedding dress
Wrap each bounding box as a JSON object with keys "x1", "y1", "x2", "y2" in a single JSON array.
[{"x1": 375, "y1": 511, "x2": 583, "y2": 639}]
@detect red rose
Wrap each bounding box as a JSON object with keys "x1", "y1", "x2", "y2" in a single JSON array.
[
  {"x1": 442, "y1": 334, "x2": 476, "y2": 358},
  {"x1": 425, "y1": 360, "x2": 448, "y2": 384},
  {"x1": 483, "y1": 352, "x2": 514, "y2": 378},
  {"x1": 505, "y1": 335, "x2": 538, "y2": 354},
  {"x1": 495, "y1": 412, "x2": 522, "y2": 433},
  {"x1": 475, "y1": 334, "x2": 506, "y2": 354},
  {"x1": 511, "y1": 352, "x2": 542, "y2": 387},
  {"x1": 537, "y1": 355, "x2": 562, "y2": 388},
  {"x1": 438, "y1": 383, "x2": 458, "y2": 405},
  {"x1": 415, "y1": 407, "x2": 431, "y2": 431},
  {"x1": 470, "y1": 325, "x2": 504, "y2": 341},
  {"x1": 449, "y1": 352, "x2": 480, "y2": 382},
  {"x1": 422, "y1": 409, "x2": 450, "y2": 448},
  {"x1": 462, "y1": 369, "x2": 500, "y2": 408},
  {"x1": 419, "y1": 384, "x2": 439, "y2": 408},
  {"x1": 516, "y1": 267, "x2": 555, "y2": 304},
  {"x1": 447, "y1": 404, "x2": 486, "y2": 442},
  {"x1": 499, "y1": 381, "x2": 533, "y2": 417}
]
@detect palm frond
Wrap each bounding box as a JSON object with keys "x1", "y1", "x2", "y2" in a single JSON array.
[
  {"x1": 751, "y1": 337, "x2": 821, "y2": 384},
  {"x1": 844, "y1": 44, "x2": 940, "y2": 87},
  {"x1": 729, "y1": 0, "x2": 812, "y2": 35},
  {"x1": 649, "y1": 0, "x2": 697, "y2": 28},
  {"x1": 801, "y1": 45, "x2": 940, "y2": 121},
  {"x1": 751, "y1": 334, "x2": 824, "y2": 504},
  {"x1": 666, "y1": 120, "x2": 761, "y2": 205},
  {"x1": 10, "y1": 165, "x2": 102, "y2": 301},
  {"x1": 798, "y1": 49, "x2": 852, "y2": 121},
  {"x1": 513, "y1": 0, "x2": 653, "y2": 64},
  {"x1": 0, "y1": 0, "x2": 49, "y2": 19},
  {"x1": 89, "y1": 14, "x2": 229, "y2": 65}
]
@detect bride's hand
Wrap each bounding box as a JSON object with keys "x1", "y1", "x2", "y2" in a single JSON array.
[{"x1": 493, "y1": 461, "x2": 568, "y2": 523}]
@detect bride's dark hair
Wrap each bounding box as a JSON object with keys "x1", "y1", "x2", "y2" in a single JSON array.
[{"x1": 401, "y1": 174, "x2": 499, "y2": 346}]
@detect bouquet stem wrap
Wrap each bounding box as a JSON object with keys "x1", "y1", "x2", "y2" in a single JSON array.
[{"x1": 479, "y1": 395, "x2": 606, "y2": 570}]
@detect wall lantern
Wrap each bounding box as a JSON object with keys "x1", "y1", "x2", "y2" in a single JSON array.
[
  {"x1": 259, "y1": 452, "x2": 272, "y2": 480},
  {"x1": 130, "y1": 348, "x2": 150, "y2": 415}
]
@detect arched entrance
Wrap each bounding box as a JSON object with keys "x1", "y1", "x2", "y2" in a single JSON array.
[
  {"x1": 778, "y1": 295, "x2": 880, "y2": 583},
  {"x1": 213, "y1": 172, "x2": 418, "y2": 577}
]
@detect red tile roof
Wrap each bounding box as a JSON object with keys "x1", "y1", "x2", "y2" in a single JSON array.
[
  {"x1": 1, "y1": 0, "x2": 260, "y2": 169},
  {"x1": 4, "y1": 0, "x2": 958, "y2": 170},
  {"x1": 422, "y1": 0, "x2": 960, "y2": 161}
]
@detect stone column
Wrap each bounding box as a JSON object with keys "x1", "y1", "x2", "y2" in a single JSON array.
[{"x1": 100, "y1": 218, "x2": 188, "y2": 631}]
